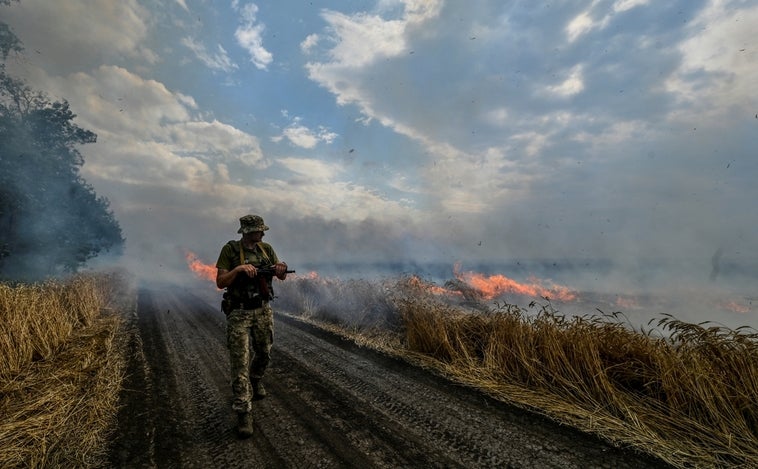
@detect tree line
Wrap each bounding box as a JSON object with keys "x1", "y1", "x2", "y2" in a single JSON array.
[{"x1": 1, "y1": 0, "x2": 124, "y2": 281}]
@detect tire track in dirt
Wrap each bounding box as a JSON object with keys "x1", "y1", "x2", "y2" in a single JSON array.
[
  {"x1": 108, "y1": 287, "x2": 673, "y2": 469},
  {"x1": 272, "y1": 315, "x2": 671, "y2": 469},
  {"x1": 264, "y1": 350, "x2": 460, "y2": 468}
]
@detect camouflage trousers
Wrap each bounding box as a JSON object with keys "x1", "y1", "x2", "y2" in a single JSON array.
[{"x1": 226, "y1": 303, "x2": 274, "y2": 413}]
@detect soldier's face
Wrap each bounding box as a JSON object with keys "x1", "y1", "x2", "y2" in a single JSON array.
[{"x1": 244, "y1": 231, "x2": 264, "y2": 242}]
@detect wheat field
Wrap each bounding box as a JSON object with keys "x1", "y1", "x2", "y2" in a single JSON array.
[
  {"x1": 0, "y1": 271, "x2": 133, "y2": 468},
  {"x1": 276, "y1": 274, "x2": 758, "y2": 469}
]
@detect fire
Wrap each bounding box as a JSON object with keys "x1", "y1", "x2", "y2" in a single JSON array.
[
  {"x1": 453, "y1": 263, "x2": 577, "y2": 302},
  {"x1": 407, "y1": 275, "x2": 459, "y2": 296},
  {"x1": 185, "y1": 251, "x2": 217, "y2": 283}
]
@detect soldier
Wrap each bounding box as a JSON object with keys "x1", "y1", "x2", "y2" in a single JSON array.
[{"x1": 215, "y1": 214, "x2": 289, "y2": 438}]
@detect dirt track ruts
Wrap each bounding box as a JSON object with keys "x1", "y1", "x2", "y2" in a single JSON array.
[{"x1": 107, "y1": 286, "x2": 672, "y2": 468}]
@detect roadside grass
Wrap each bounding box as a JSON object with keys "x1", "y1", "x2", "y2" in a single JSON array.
[
  {"x1": 276, "y1": 274, "x2": 758, "y2": 469},
  {"x1": 0, "y1": 270, "x2": 133, "y2": 468}
]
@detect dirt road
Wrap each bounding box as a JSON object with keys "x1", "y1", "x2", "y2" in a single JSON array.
[{"x1": 107, "y1": 287, "x2": 672, "y2": 468}]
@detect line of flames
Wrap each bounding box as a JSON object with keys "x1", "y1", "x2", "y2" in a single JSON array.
[
  {"x1": 184, "y1": 252, "x2": 578, "y2": 301},
  {"x1": 184, "y1": 253, "x2": 751, "y2": 315}
]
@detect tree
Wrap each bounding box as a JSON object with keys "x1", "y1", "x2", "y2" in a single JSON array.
[
  {"x1": 1, "y1": 6, "x2": 124, "y2": 280},
  {"x1": 0, "y1": 1, "x2": 21, "y2": 63}
]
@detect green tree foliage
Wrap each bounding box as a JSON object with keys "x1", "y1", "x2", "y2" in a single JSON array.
[{"x1": 0, "y1": 7, "x2": 124, "y2": 280}]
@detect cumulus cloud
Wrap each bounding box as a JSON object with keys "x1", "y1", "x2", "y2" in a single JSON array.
[
  {"x1": 168, "y1": 121, "x2": 264, "y2": 166},
  {"x1": 566, "y1": 11, "x2": 595, "y2": 43},
  {"x1": 317, "y1": 11, "x2": 406, "y2": 67},
  {"x1": 89, "y1": 141, "x2": 217, "y2": 190},
  {"x1": 283, "y1": 125, "x2": 321, "y2": 148},
  {"x1": 49, "y1": 66, "x2": 193, "y2": 138},
  {"x1": 300, "y1": 34, "x2": 320, "y2": 53},
  {"x1": 546, "y1": 65, "x2": 585, "y2": 97},
  {"x1": 303, "y1": 0, "x2": 443, "y2": 123},
  {"x1": 278, "y1": 157, "x2": 343, "y2": 182},
  {"x1": 275, "y1": 118, "x2": 338, "y2": 149},
  {"x1": 233, "y1": 2, "x2": 273, "y2": 70},
  {"x1": 566, "y1": 0, "x2": 650, "y2": 43},
  {"x1": 2, "y1": 0, "x2": 155, "y2": 72},
  {"x1": 19, "y1": 65, "x2": 264, "y2": 204},
  {"x1": 666, "y1": 2, "x2": 758, "y2": 113}
]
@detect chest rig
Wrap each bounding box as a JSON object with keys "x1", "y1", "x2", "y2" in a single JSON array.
[{"x1": 221, "y1": 241, "x2": 273, "y2": 313}]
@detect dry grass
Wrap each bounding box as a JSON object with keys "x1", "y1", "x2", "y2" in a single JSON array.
[
  {"x1": 0, "y1": 270, "x2": 133, "y2": 468},
  {"x1": 399, "y1": 298, "x2": 758, "y2": 468},
  {"x1": 278, "y1": 274, "x2": 758, "y2": 469}
]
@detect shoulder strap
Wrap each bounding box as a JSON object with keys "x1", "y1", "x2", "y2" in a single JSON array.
[
  {"x1": 256, "y1": 242, "x2": 272, "y2": 265},
  {"x1": 230, "y1": 240, "x2": 271, "y2": 266}
]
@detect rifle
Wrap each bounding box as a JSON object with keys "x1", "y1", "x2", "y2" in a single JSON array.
[
  {"x1": 222, "y1": 265, "x2": 295, "y2": 314},
  {"x1": 255, "y1": 265, "x2": 294, "y2": 302},
  {"x1": 256, "y1": 265, "x2": 296, "y2": 276}
]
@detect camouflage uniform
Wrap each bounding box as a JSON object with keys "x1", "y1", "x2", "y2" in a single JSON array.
[
  {"x1": 216, "y1": 215, "x2": 282, "y2": 415},
  {"x1": 225, "y1": 303, "x2": 274, "y2": 413}
]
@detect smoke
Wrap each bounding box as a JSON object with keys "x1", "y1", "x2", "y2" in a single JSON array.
[{"x1": 0, "y1": 143, "x2": 124, "y2": 282}]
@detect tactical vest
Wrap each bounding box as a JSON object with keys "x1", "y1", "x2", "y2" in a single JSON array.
[{"x1": 225, "y1": 240, "x2": 275, "y2": 307}]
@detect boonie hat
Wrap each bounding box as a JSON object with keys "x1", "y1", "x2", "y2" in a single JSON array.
[{"x1": 237, "y1": 214, "x2": 270, "y2": 233}]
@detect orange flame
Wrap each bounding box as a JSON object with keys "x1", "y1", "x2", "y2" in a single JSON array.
[
  {"x1": 453, "y1": 263, "x2": 577, "y2": 301},
  {"x1": 185, "y1": 251, "x2": 217, "y2": 283},
  {"x1": 407, "y1": 275, "x2": 459, "y2": 295}
]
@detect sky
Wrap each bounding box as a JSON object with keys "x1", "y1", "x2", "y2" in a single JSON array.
[{"x1": 2, "y1": 0, "x2": 757, "y2": 326}]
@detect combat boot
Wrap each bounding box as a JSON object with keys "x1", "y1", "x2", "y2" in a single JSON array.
[
  {"x1": 237, "y1": 411, "x2": 253, "y2": 438},
  {"x1": 252, "y1": 379, "x2": 267, "y2": 400}
]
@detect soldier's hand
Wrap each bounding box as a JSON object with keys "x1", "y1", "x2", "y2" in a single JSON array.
[
  {"x1": 236, "y1": 264, "x2": 257, "y2": 277},
  {"x1": 274, "y1": 262, "x2": 288, "y2": 279}
]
